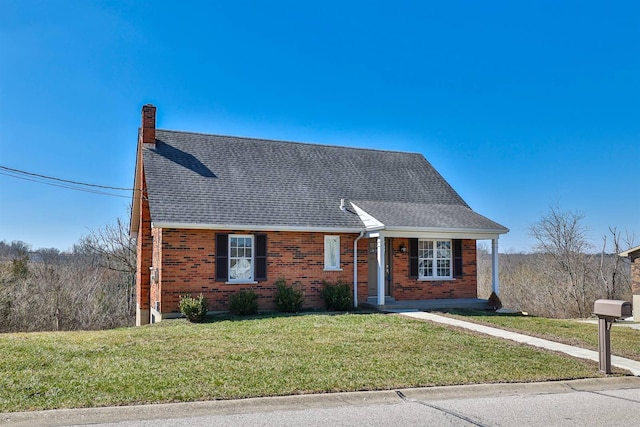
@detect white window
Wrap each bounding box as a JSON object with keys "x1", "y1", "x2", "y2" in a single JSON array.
[
  {"x1": 418, "y1": 239, "x2": 452, "y2": 279},
  {"x1": 324, "y1": 235, "x2": 341, "y2": 270},
  {"x1": 229, "y1": 235, "x2": 254, "y2": 281}
]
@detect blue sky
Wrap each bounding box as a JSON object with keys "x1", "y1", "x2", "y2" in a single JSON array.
[{"x1": 1, "y1": 0, "x2": 638, "y2": 253}]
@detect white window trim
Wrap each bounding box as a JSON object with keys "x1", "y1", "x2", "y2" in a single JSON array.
[
  {"x1": 418, "y1": 239, "x2": 452, "y2": 280},
  {"x1": 324, "y1": 235, "x2": 342, "y2": 271},
  {"x1": 228, "y1": 234, "x2": 255, "y2": 282}
]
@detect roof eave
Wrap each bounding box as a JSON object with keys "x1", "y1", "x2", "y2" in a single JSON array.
[
  {"x1": 619, "y1": 244, "x2": 640, "y2": 258},
  {"x1": 384, "y1": 225, "x2": 509, "y2": 234},
  {"x1": 151, "y1": 222, "x2": 365, "y2": 234},
  {"x1": 129, "y1": 131, "x2": 144, "y2": 237},
  {"x1": 369, "y1": 225, "x2": 509, "y2": 240}
]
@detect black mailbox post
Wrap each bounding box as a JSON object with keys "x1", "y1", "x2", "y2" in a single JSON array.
[{"x1": 593, "y1": 299, "x2": 632, "y2": 374}]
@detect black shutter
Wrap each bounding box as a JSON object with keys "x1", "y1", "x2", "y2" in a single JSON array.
[
  {"x1": 409, "y1": 238, "x2": 418, "y2": 279},
  {"x1": 453, "y1": 239, "x2": 463, "y2": 278},
  {"x1": 255, "y1": 234, "x2": 267, "y2": 281},
  {"x1": 215, "y1": 233, "x2": 228, "y2": 281}
]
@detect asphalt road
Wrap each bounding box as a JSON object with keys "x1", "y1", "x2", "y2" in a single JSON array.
[{"x1": 3, "y1": 377, "x2": 639, "y2": 427}]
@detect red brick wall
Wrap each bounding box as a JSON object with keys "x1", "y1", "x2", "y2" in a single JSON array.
[
  {"x1": 356, "y1": 238, "x2": 369, "y2": 304},
  {"x1": 135, "y1": 176, "x2": 152, "y2": 313},
  {"x1": 390, "y1": 238, "x2": 477, "y2": 300},
  {"x1": 151, "y1": 230, "x2": 478, "y2": 315},
  {"x1": 155, "y1": 229, "x2": 366, "y2": 314},
  {"x1": 150, "y1": 227, "x2": 162, "y2": 312}
]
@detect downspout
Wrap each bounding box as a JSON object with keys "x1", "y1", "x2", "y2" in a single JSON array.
[
  {"x1": 341, "y1": 199, "x2": 365, "y2": 308},
  {"x1": 353, "y1": 231, "x2": 365, "y2": 308}
]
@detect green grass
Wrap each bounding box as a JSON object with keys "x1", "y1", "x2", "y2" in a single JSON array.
[
  {"x1": 444, "y1": 311, "x2": 640, "y2": 361},
  {"x1": 0, "y1": 313, "x2": 605, "y2": 412}
]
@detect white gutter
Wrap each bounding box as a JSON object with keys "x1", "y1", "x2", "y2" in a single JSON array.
[
  {"x1": 382, "y1": 225, "x2": 509, "y2": 234},
  {"x1": 151, "y1": 221, "x2": 363, "y2": 234},
  {"x1": 353, "y1": 231, "x2": 365, "y2": 308}
]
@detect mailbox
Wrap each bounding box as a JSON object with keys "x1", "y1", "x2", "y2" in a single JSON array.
[
  {"x1": 593, "y1": 299, "x2": 632, "y2": 319},
  {"x1": 593, "y1": 299, "x2": 633, "y2": 374}
]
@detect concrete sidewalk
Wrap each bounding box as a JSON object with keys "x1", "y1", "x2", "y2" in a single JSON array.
[
  {"x1": 396, "y1": 311, "x2": 640, "y2": 376},
  {"x1": 3, "y1": 377, "x2": 640, "y2": 427}
]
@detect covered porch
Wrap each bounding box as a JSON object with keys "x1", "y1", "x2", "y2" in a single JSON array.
[
  {"x1": 348, "y1": 199, "x2": 508, "y2": 309},
  {"x1": 353, "y1": 231, "x2": 503, "y2": 309}
]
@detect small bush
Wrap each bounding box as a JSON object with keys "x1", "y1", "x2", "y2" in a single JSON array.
[
  {"x1": 274, "y1": 278, "x2": 305, "y2": 313},
  {"x1": 229, "y1": 289, "x2": 259, "y2": 315},
  {"x1": 322, "y1": 281, "x2": 353, "y2": 311},
  {"x1": 179, "y1": 294, "x2": 208, "y2": 322},
  {"x1": 488, "y1": 291, "x2": 503, "y2": 310}
]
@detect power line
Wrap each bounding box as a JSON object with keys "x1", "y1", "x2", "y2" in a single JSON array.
[
  {"x1": 0, "y1": 165, "x2": 135, "y2": 198},
  {"x1": 0, "y1": 165, "x2": 134, "y2": 191},
  {"x1": 0, "y1": 171, "x2": 131, "y2": 198}
]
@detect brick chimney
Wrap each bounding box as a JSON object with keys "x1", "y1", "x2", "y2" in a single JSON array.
[{"x1": 141, "y1": 104, "x2": 156, "y2": 145}]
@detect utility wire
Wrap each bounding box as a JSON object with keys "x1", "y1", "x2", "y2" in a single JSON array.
[
  {"x1": 0, "y1": 165, "x2": 134, "y2": 191},
  {"x1": 0, "y1": 165, "x2": 135, "y2": 198},
  {"x1": 0, "y1": 171, "x2": 131, "y2": 198}
]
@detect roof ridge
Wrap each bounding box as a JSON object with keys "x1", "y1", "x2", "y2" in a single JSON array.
[{"x1": 155, "y1": 128, "x2": 423, "y2": 156}]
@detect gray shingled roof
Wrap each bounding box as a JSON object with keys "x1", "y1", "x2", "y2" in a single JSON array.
[
  {"x1": 142, "y1": 130, "x2": 507, "y2": 233},
  {"x1": 351, "y1": 200, "x2": 507, "y2": 231}
]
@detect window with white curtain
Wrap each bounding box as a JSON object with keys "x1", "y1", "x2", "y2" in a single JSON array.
[
  {"x1": 229, "y1": 235, "x2": 254, "y2": 281},
  {"x1": 324, "y1": 235, "x2": 340, "y2": 270}
]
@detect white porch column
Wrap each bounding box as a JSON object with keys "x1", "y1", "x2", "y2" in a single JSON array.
[
  {"x1": 492, "y1": 238, "x2": 500, "y2": 296},
  {"x1": 377, "y1": 235, "x2": 385, "y2": 305}
]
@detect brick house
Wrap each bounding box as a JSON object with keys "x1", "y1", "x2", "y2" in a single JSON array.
[
  {"x1": 619, "y1": 245, "x2": 640, "y2": 321},
  {"x1": 131, "y1": 105, "x2": 508, "y2": 325}
]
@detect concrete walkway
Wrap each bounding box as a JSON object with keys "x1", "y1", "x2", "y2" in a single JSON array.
[
  {"x1": 4, "y1": 377, "x2": 640, "y2": 427},
  {"x1": 397, "y1": 311, "x2": 640, "y2": 376}
]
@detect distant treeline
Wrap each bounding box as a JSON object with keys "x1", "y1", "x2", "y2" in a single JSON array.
[
  {"x1": 1, "y1": 205, "x2": 635, "y2": 332},
  {"x1": 477, "y1": 205, "x2": 634, "y2": 318},
  {"x1": 0, "y1": 218, "x2": 135, "y2": 332}
]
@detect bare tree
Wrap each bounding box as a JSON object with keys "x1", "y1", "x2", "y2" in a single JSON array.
[
  {"x1": 0, "y1": 241, "x2": 31, "y2": 331},
  {"x1": 77, "y1": 216, "x2": 136, "y2": 315},
  {"x1": 600, "y1": 227, "x2": 634, "y2": 300},
  {"x1": 0, "y1": 211, "x2": 137, "y2": 332},
  {"x1": 529, "y1": 204, "x2": 595, "y2": 317},
  {"x1": 476, "y1": 206, "x2": 633, "y2": 319}
]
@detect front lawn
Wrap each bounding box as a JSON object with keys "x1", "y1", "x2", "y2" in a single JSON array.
[
  {"x1": 444, "y1": 311, "x2": 640, "y2": 361},
  {"x1": 0, "y1": 313, "x2": 605, "y2": 412}
]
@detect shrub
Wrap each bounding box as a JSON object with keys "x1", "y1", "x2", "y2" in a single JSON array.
[
  {"x1": 322, "y1": 281, "x2": 352, "y2": 311},
  {"x1": 229, "y1": 289, "x2": 259, "y2": 315},
  {"x1": 179, "y1": 294, "x2": 208, "y2": 322},
  {"x1": 488, "y1": 291, "x2": 503, "y2": 310},
  {"x1": 273, "y1": 278, "x2": 305, "y2": 313}
]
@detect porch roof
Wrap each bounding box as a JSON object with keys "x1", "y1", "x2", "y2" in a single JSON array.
[
  {"x1": 619, "y1": 245, "x2": 640, "y2": 260},
  {"x1": 351, "y1": 200, "x2": 508, "y2": 235}
]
